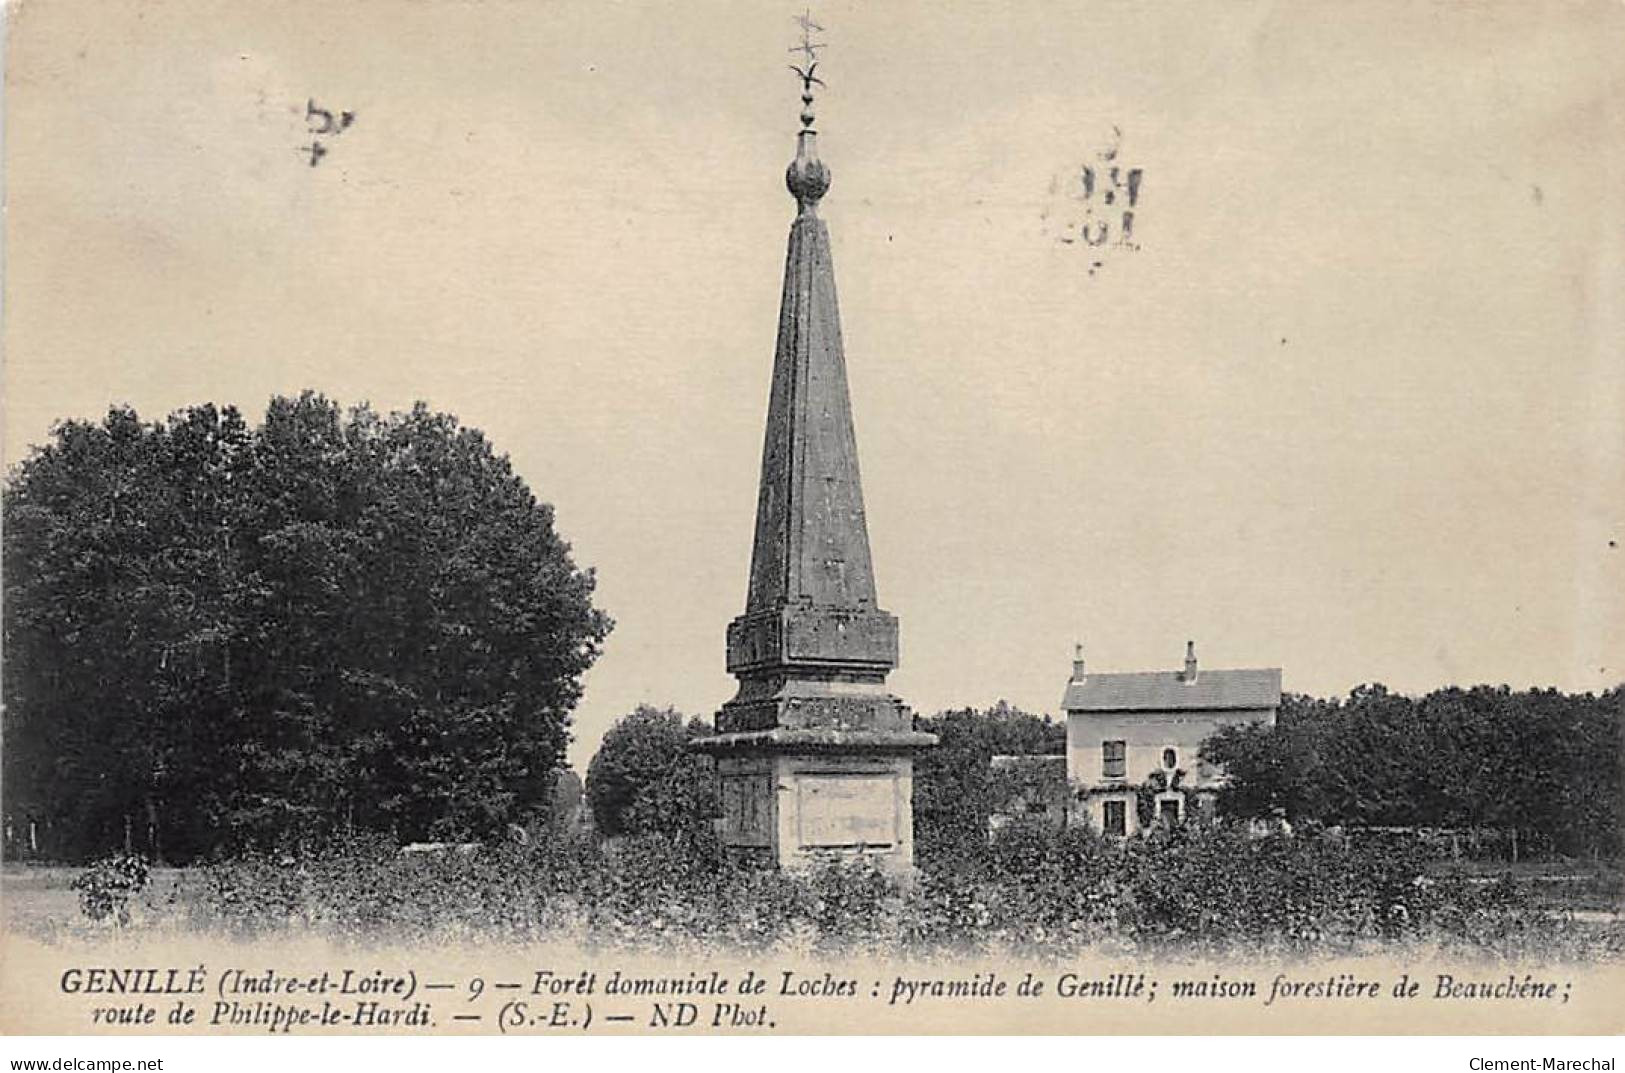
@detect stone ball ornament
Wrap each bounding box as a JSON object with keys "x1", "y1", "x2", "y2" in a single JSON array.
[{"x1": 786, "y1": 151, "x2": 831, "y2": 209}]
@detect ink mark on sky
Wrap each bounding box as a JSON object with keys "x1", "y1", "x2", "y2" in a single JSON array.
[
  {"x1": 1041, "y1": 125, "x2": 1144, "y2": 276},
  {"x1": 301, "y1": 98, "x2": 357, "y2": 167}
]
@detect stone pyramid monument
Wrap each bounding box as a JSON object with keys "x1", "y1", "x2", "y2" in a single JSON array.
[{"x1": 693, "y1": 31, "x2": 936, "y2": 875}]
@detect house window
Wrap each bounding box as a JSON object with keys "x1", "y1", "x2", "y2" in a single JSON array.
[
  {"x1": 1103, "y1": 800, "x2": 1127, "y2": 836},
  {"x1": 1101, "y1": 740, "x2": 1126, "y2": 778},
  {"x1": 1162, "y1": 747, "x2": 1177, "y2": 770}
]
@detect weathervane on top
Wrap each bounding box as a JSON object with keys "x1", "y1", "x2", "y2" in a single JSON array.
[
  {"x1": 788, "y1": 9, "x2": 826, "y2": 131},
  {"x1": 784, "y1": 9, "x2": 832, "y2": 214}
]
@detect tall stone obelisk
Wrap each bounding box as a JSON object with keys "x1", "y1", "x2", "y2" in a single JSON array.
[{"x1": 694, "y1": 40, "x2": 935, "y2": 876}]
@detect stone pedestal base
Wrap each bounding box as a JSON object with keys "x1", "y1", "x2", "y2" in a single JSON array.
[{"x1": 695, "y1": 729, "x2": 934, "y2": 877}]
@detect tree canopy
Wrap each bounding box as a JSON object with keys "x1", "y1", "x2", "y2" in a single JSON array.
[
  {"x1": 912, "y1": 701, "x2": 1066, "y2": 866},
  {"x1": 1201, "y1": 684, "x2": 1621, "y2": 857},
  {"x1": 3, "y1": 394, "x2": 611, "y2": 861},
  {"x1": 584, "y1": 705, "x2": 716, "y2": 840}
]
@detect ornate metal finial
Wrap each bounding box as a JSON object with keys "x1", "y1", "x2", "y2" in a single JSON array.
[
  {"x1": 788, "y1": 9, "x2": 826, "y2": 130},
  {"x1": 785, "y1": 10, "x2": 831, "y2": 214}
]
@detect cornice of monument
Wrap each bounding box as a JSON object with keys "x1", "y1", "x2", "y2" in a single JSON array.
[{"x1": 693, "y1": 727, "x2": 939, "y2": 757}]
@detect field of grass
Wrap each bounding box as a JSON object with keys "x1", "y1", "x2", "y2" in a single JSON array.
[
  {"x1": 2, "y1": 863, "x2": 192, "y2": 941},
  {"x1": 1430, "y1": 858, "x2": 1623, "y2": 915}
]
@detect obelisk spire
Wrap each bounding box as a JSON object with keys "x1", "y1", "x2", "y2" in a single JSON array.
[
  {"x1": 698, "y1": 18, "x2": 934, "y2": 878},
  {"x1": 733, "y1": 15, "x2": 887, "y2": 652}
]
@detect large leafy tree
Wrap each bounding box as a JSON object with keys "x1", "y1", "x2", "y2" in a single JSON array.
[
  {"x1": 912, "y1": 701, "x2": 1066, "y2": 865},
  {"x1": 584, "y1": 705, "x2": 716, "y2": 840},
  {"x1": 3, "y1": 394, "x2": 611, "y2": 861},
  {"x1": 1201, "y1": 683, "x2": 1621, "y2": 858},
  {"x1": 1198, "y1": 693, "x2": 1331, "y2": 821}
]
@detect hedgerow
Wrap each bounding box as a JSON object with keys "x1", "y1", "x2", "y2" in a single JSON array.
[{"x1": 153, "y1": 824, "x2": 1622, "y2": 960}]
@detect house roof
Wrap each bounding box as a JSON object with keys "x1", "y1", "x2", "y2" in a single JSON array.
[{"x1": 1062, "y1": 668, "x2": 1281, "y2": 713}]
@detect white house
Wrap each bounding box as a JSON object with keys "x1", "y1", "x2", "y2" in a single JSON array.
[{"x1": 1062, "y1": 642, "x2": 1280, "y2": 836}]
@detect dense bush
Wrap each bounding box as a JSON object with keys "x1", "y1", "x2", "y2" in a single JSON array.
[
  {"x1": 585, "y1": 706, "x2": 717, "y2": 839},
  {"x1": 70, "y1": 854, "x2": 152, "y2": 926},
  {"x1": 163, "y1": 823, "x2": 1620, "y2": 960},
  {"x1": 175, "y1": 830, "x2": 898, "y2": 955},
  {"x1": 914, "y1": 702, "x2": 1066, "y2": 867}
]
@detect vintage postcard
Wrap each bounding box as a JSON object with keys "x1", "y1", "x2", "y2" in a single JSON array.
[{"x1": 2, "y1": 0, "x2": 1622, "y2": 1041}]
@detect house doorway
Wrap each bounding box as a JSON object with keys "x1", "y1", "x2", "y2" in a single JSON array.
[{"x1": 1158, "y1": 797, "x2": 1182, "y2": 827}]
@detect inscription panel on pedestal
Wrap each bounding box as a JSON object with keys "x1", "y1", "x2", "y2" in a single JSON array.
[{"x1": 792, "y1": 772, "x2": 899, "y2": 849}]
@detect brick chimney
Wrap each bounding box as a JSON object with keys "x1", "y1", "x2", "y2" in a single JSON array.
[
  {"x1": 1071, "y1": 643, "x2": 1086, "y2": 682},
  {"x1": 1182, "y1": 640, "x2": 1198, "y2": 683}
]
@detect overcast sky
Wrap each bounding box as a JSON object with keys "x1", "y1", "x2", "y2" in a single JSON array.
[{"x1": 7, "y1": 1, "x2": 1622, "y2": 768}]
